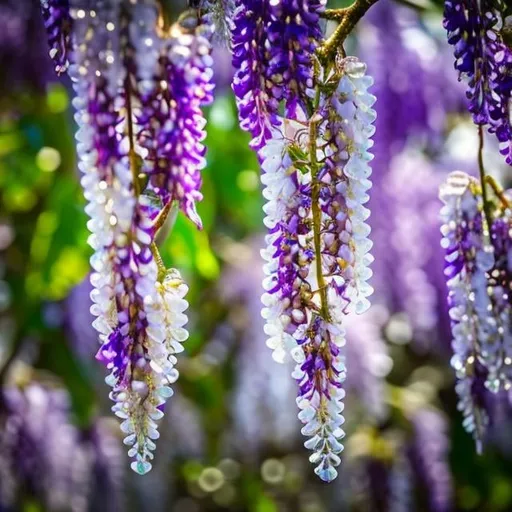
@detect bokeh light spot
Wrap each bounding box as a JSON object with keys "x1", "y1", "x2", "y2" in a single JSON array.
[
  {"x1": 46, "y1": 84, "x2": 69, "y2": 113},
  {"x1": 198, "y1": 467, "x2": 224, "y2": 493},
  {"x1": 261, "y1": 458, "x2": 286, "y2": 485},
  {"x1": 237, "y1": 169, "x2": 259, "y2": 192},
  {"x1": 36, "y1": 147, "x2": 61, "y2": 173}
]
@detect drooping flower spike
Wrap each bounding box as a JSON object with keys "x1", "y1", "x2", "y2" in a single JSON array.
[
  {"x1": 443, "y1": 0, "x2": 512, "y2": 164},
  {"x1": 138, "y1": 11, "x2": 214, "y2": 228},
  {"x1": 40, "y1": 0, "x2": 381, "y2": 482},
  {"x1": 259, "y1": 57, "x2": 376, "y2": 482},
  {"x1": 41, "y1": 0, "x2": 213, "y2": 474},
  {"x1": 40, "y1": 0, "x2": 72, "y2": 75},
  {"x1": 231, "y1": 0, "x2": 326, "y2": 149},
  {"x1": 439, "y1": 171, "x2": 512, "y2": 450}
]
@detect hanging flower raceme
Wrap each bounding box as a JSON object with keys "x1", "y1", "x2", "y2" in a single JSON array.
[
  {"x1": 488, "y1": 212, "x2": 512, "y2": 388},
  {"x1": 438, "y1": 171, "x2": 512, "y2": 450},
  {"x1": 231, "y1": 0, "x2": 325, "y2": 149},
  {"x1": 138, "y1": 12, "x2": 214, "y2": 228},
  {"x1": 266, "y1": 0, "x2": 326, "y2": 117},
  {"x1": 231, "y1": 0, "x2": 276, "y2": 149},
  {"x1": 41, "y1": 0, "x2": 213, "y2": 474},
  {"x1": 443, "y1": 0, "x2": 512, "y2": 164},
  {"x1": 260, "y1": 57, "x2": 376, "y2": 482},
  {"x1": 40, "y1": 0, "x2": 71, "y2": 75},
  {"x1": 200, "y1": 0, "x2": 235, "y2": 46}
]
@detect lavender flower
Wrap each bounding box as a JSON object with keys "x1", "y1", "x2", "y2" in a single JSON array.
[
  {"x1": 231, "y1": 0, "x2": 324, "y2": 148},
  {"x1": 41, "y1": 2, "x2": 213, "y2": 474},
  {"x1": 260, "y1": 57, "x2": 376, "y2": 482},
  {"x1": 383, "y1": 151, "x2": 448, "y2": 345},
  {"x1": 444, "y1": 0, "x2": 512, "y2": 164},
  {"x1": 0, "y1": 384, "x2": 123, "y2": 511},
  {"x1": 138, "y1": 13, "x2": 214, "y2": 228},
  {"x1": 40, "y1": 0, "x2": 71, "y2": 75},
  {"x1": 359, "y1": 0, "x2": 462, "y2": 351},
  {"x1": 344, "y1": 305, "x2": 391, "y2": 420},
  {"x1": 411, "y1": 409, "x2": 453, "y2": 512},
  {"x1": 440, "y1": 171, "x2": 495, "y2": 449},
  {"x1": 221, "y1": 240, "x2": 298, "y2": 455}
]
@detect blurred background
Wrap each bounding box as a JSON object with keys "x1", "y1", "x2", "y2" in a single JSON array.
[{"x1": 1, "y1": 0, "x2": 512, "y2": 510}]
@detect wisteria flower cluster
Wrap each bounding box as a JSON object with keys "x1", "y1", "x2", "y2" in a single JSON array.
[
  {"x1": 37, "y1": 0, "x2": 512, "y2": 488},
  {"x1": 444, "y1": 0, "x2": 512, "y2": 164},
  {"x1": 40, "y1": 0, "x2": 380, "y2": 482},
  {"x1": 0, "y1": 384, "x2": 123, "y2": 510},
  {"x1": 41, "y1": 0, "x2": 213, "y2": 474},
  {"x1": 232, "y1": 0, "x2": 376, "y2": 480},
  {"x1": 440, "y1": 170, "x2": 512, "y2": 451}
]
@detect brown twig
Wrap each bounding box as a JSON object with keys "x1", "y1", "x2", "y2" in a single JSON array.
[
  {"x1": 485, "y1": 175, "x2": 512, "y2": 211},
  {"x1": 318, "y1": 0, "x2": 381, "y2": 61}
]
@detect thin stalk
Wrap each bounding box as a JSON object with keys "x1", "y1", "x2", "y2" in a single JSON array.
[
  {"x1": 151, "y1": 242, "x2": 167, "y2": 281},
  {"x1": 153, "y1": 200, "x2": 173, "y2": 233},
  {"x1": 125, "y1": 74, "x2": 140, "y2": 198},
  {"x1": 318, "y1": 0, "x2": 380, "y2": 61},
  {"x1": 309, "y1": 92, "x2": 329, "y2": 321},
  {"x1": 485, "y1": 175, "x2": 511, "y2": 211},
  {"x1": 478, "y1": 125, "x2": 493, "y2": 231}
]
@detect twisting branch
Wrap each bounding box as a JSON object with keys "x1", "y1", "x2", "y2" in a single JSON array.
[
  {"x1": 485, "y1": 175, "x2": 512, "y2": 211},
  {"x1": 318, "y1": 0, "x2": 380, "y2": 60}
]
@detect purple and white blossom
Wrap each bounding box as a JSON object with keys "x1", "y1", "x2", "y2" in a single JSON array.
[
  {"x1": 231, "y1": 0, "x2": 325, "y2": 149},
  {"x1": 320, "y1": 57, "x2": 376, "y2": 316},
  {"x1": 444, "y1": 0, "x2": 512, "y2": 164},
  {"x1": 43, "y1": 1, "x2": 212, "y2": 474},
  {"x1": 40, "y1": 0, "x2": 71, "y2": 75},
  {"x1": 440, "y1": 171, "x2": 496, "y2": 449},
  {"x1": 231, "y1": 0, "x2": 277, "y2": 149},
  {"x1": 259, "y1": 57, "x2": 376, "y2": 482},
  {"x1": 138, "y1": 13, "x2": 214, "y2": 228}
]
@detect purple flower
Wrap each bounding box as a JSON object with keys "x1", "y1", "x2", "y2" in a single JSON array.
[
  {"x1": 57, "y1": 3, "x2": 204, "y2": 474},
  {"x1": 138, "y1": 14, "x2": 214, "y2": 228},
  {"x1": 231, "y1": 0, "x2": 324, "y2": 149},
  {"x1": 266, "y1": 0, "x2": 325, "y2": 117},
  {"x1": 40, "y1": 0, "x2": 71, "y2": 75},
  {"x1": 231, "y1": 0, "x2": 278, "y2": 149},
  {"x1": 0, "y1": 384, "x2": 123, "y2": 511},
  {"x1": 259, "y1": 58, "x2": 376, "y2": 482},
  {"x1": 444, "y1": 0, "x2": 512, "y2": 164},
  {"x1": 411, "y1": 409, "x2": 453, "y2": 512},
  {"x1": 439, "y1": 171, "x2": 497, "y2": 449}
]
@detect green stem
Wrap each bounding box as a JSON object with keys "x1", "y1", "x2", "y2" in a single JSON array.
[
  {"x1": 151, "y1": 242, "x2": 167, "y2": 281},
  {"x1": 309, "y1": 91, "x2": 329, "y2": 321},
  {"x1": 485, "y1": 175, "x2": 511, "y2": 211},
  {"x1": 124, "y1": 73, "x2": 140, "y2": 198},
  {"x1": 477, "y1": 125, "x2": 493, "y2": 231}
]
